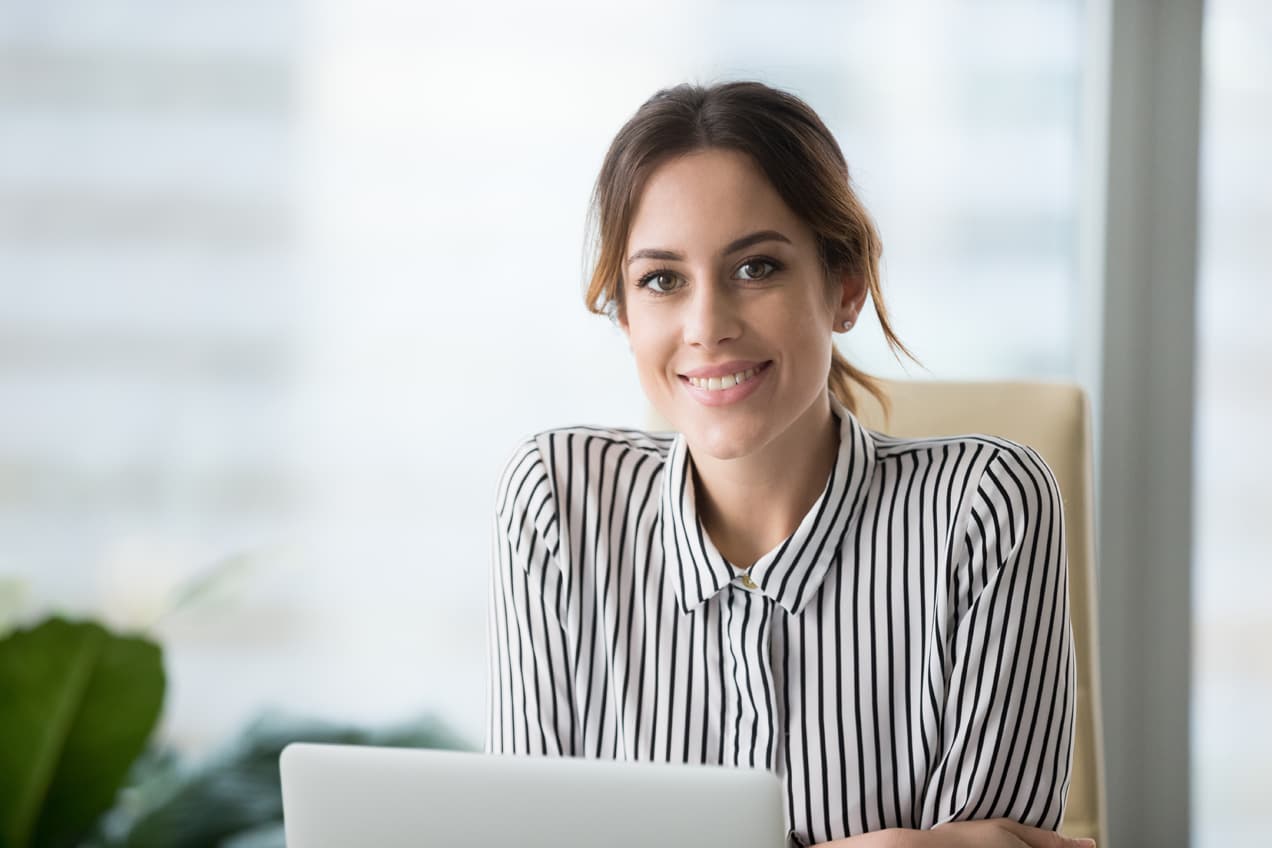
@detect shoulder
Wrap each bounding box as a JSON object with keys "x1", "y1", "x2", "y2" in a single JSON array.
[
  {"x1": 495, "y1": 424, "x2": 674, "y2": 509},
  {"x1": 864, "y1": 428, "x2": 1001, "y2": 484},
  {"x1": 526, "y1": 424, "x2": 676, "y2": 464},
  {"x1": 499, "y1": 424, "x2": 674, "y2": 472},
  {"x1": 870, "y1": 428, "x2": 1054, "y2": 483},
  {"x1": 868, "y1": 427, "x2": 1017, "y2": 465},
  {"x1": 973, "y1": 436, "x2": 1064, "y2": 518},
  {"x1": 866, "y1": 428, "x2": 1062, "y2": 520}
]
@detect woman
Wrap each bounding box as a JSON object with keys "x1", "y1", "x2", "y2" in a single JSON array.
[{"x1": 485, "y1": 81, "x2": 1085, "y2": 848}]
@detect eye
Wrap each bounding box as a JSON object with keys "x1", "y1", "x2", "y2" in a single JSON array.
[
  {"x1": 635, "y1": 269, "x2": 681, "y2": 295},
  {"x1": 736, "y1": 258, "x2": 780, "y2": 281}
]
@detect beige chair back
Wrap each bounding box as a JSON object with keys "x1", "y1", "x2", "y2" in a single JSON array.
[{"x1": 853, "y1": 379, "x2": 1106, "y2": 847}]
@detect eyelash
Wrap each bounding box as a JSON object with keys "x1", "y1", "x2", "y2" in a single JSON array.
[{"x1": 634, "y1": 257, "x2": 783, "y2": 295}]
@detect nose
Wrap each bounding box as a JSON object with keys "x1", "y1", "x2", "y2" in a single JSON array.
[{"x1": 682, "y1": 277, "x2": 742, "y2": 348}]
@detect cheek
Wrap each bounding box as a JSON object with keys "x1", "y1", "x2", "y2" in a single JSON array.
[
  {"x1": 626, "y1": 320, "x2": 673, "y2": 377},
  {"x1": 769, "y1": 293, "x2": 829, "y2": 342},
  {"x1": 774, "y1": 296, "x2": 835, "y2": 373}
]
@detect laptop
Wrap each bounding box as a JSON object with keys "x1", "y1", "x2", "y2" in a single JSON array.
[{"x1": 280, "y1": 742, "x2": 787, "y2": 847}]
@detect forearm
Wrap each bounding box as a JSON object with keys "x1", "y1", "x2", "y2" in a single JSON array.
[
  {"x1": 814, "y1": 820, "x2": 1095, "y2": 848},
  {"x1": 812, "y1": 828, "x2": 920, "y2": 848}
]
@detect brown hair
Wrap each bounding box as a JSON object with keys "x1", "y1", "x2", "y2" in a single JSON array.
[{"x1": 583, "y1": 80, "x2": 921, "y2": 419}]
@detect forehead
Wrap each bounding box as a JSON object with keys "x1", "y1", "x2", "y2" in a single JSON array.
[{"x1": 626, "y1": 148, "x2": 809, "y2": 256}]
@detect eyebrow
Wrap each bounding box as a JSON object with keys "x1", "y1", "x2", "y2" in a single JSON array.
[{"x1": 625, "y1": 229, "x2": 793, "y2": 267}]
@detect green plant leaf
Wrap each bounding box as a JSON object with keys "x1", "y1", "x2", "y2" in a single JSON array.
[{"x1": 0, "y1": 616, "x2": 164, "y2": 848}]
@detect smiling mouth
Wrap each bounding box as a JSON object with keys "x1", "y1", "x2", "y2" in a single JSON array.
[{"x1": 682, "y1": 361, "x2": 772, "y2": 391}]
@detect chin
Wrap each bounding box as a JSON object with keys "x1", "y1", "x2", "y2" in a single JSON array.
[
  {"x1": 680, "y1": 414, "x2": 769, "y2": 461},
  {"x1": 647, "y1": 380, "x2": 773, "y2": 458}
]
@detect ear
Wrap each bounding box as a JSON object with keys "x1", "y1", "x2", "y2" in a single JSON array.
[
  {"x1": 832, "y1": 271, "x2": 868, "y2": 326},
  {"x1": 610, "y1": 302, "x2": 631, "y2": 344}
]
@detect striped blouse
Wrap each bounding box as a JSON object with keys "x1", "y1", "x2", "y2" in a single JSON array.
[{"x1": 484, "y1": 394, "x2": 1075, "y2": 846}]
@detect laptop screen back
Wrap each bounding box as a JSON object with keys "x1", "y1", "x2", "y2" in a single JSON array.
[{"x1": 280, "y1": 742, "x2": 786, "y2": 848}]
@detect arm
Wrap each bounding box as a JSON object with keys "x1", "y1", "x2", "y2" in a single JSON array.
[
  {"x1": 813, "y1": 820, "x2": 1094, "y2": 848},
  {"x1": 811, "y1": 445, "x2": 1083, "y2": 848},
  {"x1": 484, "y1": 437, "x2": 577, "y2": 756},
  {"x1": 919, "y1": 444, "x2": 1076, "y2": 829}
]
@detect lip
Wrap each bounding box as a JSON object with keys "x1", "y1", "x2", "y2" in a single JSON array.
[
  {"x1": 679, "y1": 359, "x2": 770, "y2": 379},
  {"x1": 678, "y1": 360, "x2": 772, "y2": 407}
]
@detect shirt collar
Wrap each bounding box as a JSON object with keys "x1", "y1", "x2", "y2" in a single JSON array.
[{"x1": 659, "y1": 394, "x2": 877, "y2": 616}]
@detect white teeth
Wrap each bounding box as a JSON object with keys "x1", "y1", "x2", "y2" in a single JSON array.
[{"x1": 687, "y1": 366, "x2": 762, "y2": 391}]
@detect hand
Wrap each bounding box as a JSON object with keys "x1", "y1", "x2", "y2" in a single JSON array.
[
  {"x1": 810, "y1": 820, "x2": 1095, "y2": 848},
  {"x1": 925, "y1": 819, "x2": 1095, "y2": 848}
]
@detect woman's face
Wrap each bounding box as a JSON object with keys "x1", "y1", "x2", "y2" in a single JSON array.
[{"x1": 619, "y1": 147, "x2": 864, "y2": 461}]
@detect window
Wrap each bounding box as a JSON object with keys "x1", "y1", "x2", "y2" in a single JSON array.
[
  {"x1": 1, "y1": 1, "x2": 1085, "y2": 757},
  {"x1": 1194, "y1": 1, "x2": 1272, "y2": 844}
]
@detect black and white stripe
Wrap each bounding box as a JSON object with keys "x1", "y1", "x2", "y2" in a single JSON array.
[{"x1": 485, "y1": 395, "x2": 1075, "y2": 845}]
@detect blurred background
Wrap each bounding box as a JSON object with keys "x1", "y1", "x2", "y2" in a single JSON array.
[{"x1": 0, "y1": 0, "x2": 1266, "y2": 846}]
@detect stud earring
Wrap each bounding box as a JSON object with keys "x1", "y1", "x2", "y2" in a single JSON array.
[{"x1": 841, "y1": 318, "x2": 854, "y2": 330}]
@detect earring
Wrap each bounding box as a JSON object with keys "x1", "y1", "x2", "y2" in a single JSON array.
[{"x1": 841, "y1": 318, "x2": 854, "y2": 330}]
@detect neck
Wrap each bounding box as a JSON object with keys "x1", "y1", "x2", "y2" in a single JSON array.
[{"x1": 689, "y1": 393, "x2": 840, "y2": 570}]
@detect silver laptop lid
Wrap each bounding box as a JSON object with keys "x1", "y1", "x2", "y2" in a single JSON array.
[{"x1": 280, "y1": 742, "x2": 786, "y2": 848}]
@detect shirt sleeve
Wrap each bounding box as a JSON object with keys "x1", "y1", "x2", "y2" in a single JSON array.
[
  {"x1": 484, "y1": 435, "x2": 578, "y2": 757},
  {"x1": 920, "y1": 443, "x2": 1077, "y2": 831}
]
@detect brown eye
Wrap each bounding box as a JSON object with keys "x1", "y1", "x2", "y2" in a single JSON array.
[
  {"x1": 636, "y1": 270, "x2": 680, "y2": 294},
  {"x1": 737, "y1": 259, "x2": 779, "y2": 281}
]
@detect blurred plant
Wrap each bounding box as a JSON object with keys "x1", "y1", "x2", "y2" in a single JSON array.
[
  {"x1": 2, "y1": 546, "x2": 475, "y2": 844},
  {"x1": 0, "y1": 617, "x2": 165, "y2": 848},
  {"x1": 0, "y1": 578, "x2": 28, "y2": 640},
  {"x1": 0, "y1": 552, "x2": 474, "y2": 848},
  {"x1": 145, "y1": 541, "x2": 300, "y2": 632},
  {"x1": 0, "y1": 544, "x2": 279, "y2": 848},
  {"x1": 84, "y1": 710, "x2": 472, "y2": 848}
]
